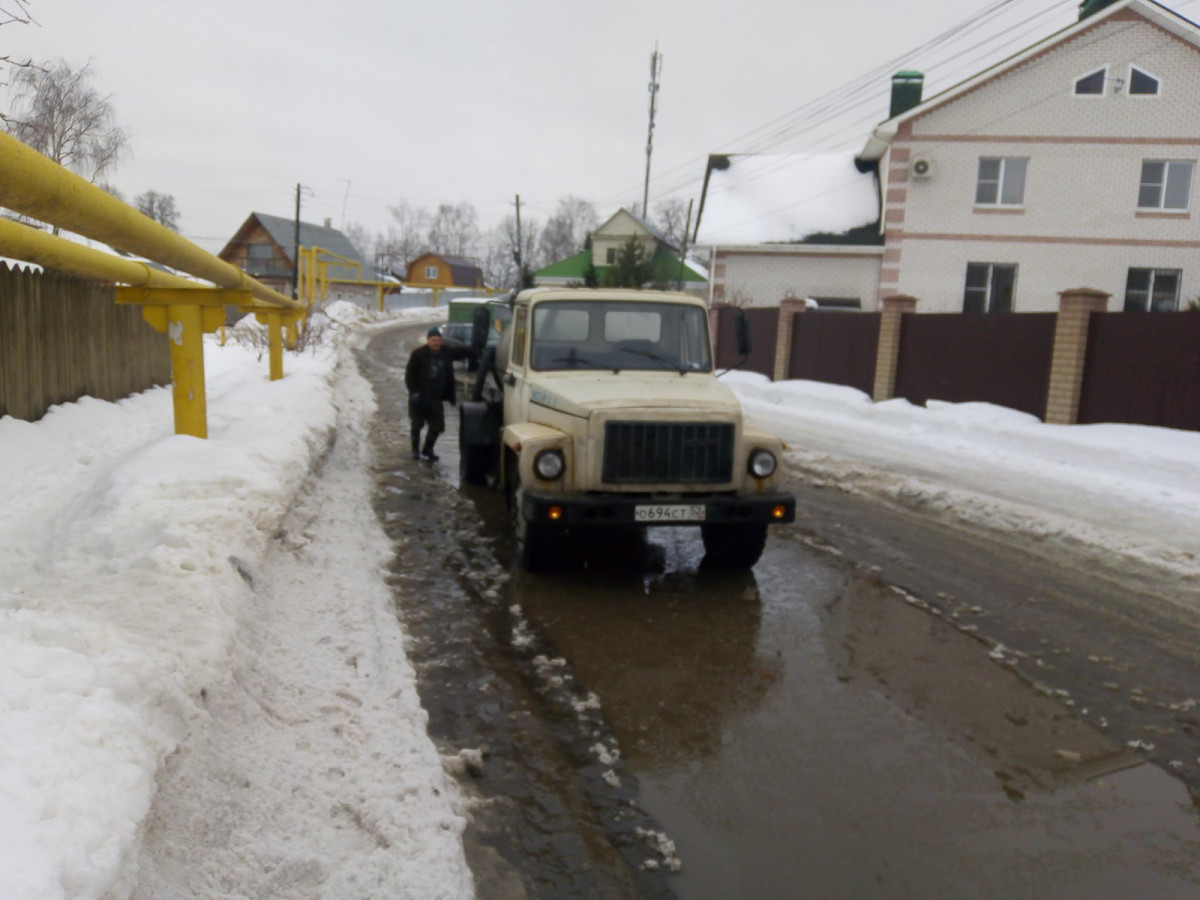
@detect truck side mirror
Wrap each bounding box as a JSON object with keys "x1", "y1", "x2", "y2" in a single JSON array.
[
  {"x1": 471, "y1": 305, "x2": 491, "y2": 358},
  {"x1": 734, "y1": 310, "x2": 753, "y2": 357}
]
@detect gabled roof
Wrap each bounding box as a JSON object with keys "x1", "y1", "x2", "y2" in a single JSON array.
[
  {"x1": 595, "y1": 207, "x2": 678, "y2": 251},
  {"x1": 407, "y1": 252, "x2": 485, "y2": 287},
  {"x1": 532, "y1": 247, "x2": 706, "y2": 284},
  {"x1": 219, "y1": 212, "x2": 368, "y2": 282},
  {"x1": 859, "y1": 0, "x2": 1200, "y2": 161}
]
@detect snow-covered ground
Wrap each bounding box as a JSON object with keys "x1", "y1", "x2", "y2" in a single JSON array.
[{"x1": 1, "y1": 303, "x2": 1197, "y2": 899}]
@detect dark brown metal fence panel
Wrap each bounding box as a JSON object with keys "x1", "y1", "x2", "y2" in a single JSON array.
[
  {"x1": 713, "y1": 306, "x2": 777, "y2": 377},
  {"x1": 787, "y1": 311, "x2": 880, "y2": 395},
  {"x1": 0, "y1": 264, "x2": 170, "y2": 422},
  {"x1": 1078, "y1": 312, "x2": 1200, "y2": 431},
  {"x1": 894, "y1": 313, "x2": 1057, "y2": 418}
]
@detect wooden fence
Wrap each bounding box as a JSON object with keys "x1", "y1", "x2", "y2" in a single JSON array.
[
  {"x1": 0, "y1": 263, "x2": 170, "y2": 422},
  {"x1": 712, "y1": 295, "x2": 1200, "y2": 433}
]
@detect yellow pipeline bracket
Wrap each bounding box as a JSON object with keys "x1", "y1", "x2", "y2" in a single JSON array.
[
  {"x1": 117, "y1": 287, "x2": 252, "y2": 438},
  {"x1": 253, "y1": 309, "x2": 306, "y2": 381}
]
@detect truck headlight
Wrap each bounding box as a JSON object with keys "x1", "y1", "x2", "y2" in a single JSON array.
[
  {"x1": 534, "y1": 449, "x2": 565, "y2": 480},
  {"x1": 748, "y1": 449, "x2": 777, "y2": 478}
]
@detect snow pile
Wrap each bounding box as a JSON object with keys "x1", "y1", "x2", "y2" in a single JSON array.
[
  {"x1": 725, "y1": 371, "x2": 1200, "y2": 584},
  {"x1": 0, "y1": 302, "x2": 464, "y2": 899}
]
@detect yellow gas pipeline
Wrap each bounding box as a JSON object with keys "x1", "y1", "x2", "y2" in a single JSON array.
[{"x1": 0, "y1": 131, "x2": 305, "y2": 437}]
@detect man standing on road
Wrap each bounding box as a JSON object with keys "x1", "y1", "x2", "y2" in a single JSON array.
[{"x1": 405, "y1": 326, "x2": 473, "y2": 461}]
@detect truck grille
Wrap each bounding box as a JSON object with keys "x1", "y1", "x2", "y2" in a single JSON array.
[{"x1": 602, "y1": 421, "x2": 734, "y2": 484}]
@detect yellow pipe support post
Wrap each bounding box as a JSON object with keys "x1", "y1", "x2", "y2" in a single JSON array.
[
  {"x1": 267, "y1": 312, "x2": 284, "y2": 381},
  {"x1": 117, "y1": 287, "x2": 252, "y2": 437}
]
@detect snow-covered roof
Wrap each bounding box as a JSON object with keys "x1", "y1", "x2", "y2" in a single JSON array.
[{"x1": 695, "y1": 152, "x2": 879, "y2": 246}]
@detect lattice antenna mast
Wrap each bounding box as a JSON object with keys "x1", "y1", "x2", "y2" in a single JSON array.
[{"x1": 642, "y1": 44, "x2": 661, "y2": 217}]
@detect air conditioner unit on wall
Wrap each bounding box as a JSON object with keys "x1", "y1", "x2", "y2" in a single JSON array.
[{"x1": 910, "y1": 157, "x2": 934, "y2": 179}]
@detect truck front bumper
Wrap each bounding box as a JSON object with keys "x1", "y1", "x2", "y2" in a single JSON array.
[{"x1": 518, "y1": 490, "x2": 795, "y2": 528}]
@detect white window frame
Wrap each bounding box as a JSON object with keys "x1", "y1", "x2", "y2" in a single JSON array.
[
  {"x1": 1127, "y1": 65, "x2": 1161, "y2": 98},
  {"x1": 975, "y1": 157, "x2": 1028, "y2": 208},
  {"x1": 1138, "y1": 159, "x2": 1194, "y2": 211},
  {"x1": 1124, "y1": 268, "x2": 1181, "y2": 312},
  {"x1": 425, "y1": 265, "x2": 439, "y2": 279},
  {"x1": 1073, "y1": 66, "x2": 1108, "y2": 97}
]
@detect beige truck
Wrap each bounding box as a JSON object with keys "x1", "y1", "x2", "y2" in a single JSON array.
[{"x1": 459, "y1": 287, "x2": 794, "y2": 570}]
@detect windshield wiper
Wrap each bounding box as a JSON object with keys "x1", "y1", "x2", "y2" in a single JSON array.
[{"x1": 616, "y1": 347, "x2": 689, "y2": 375}]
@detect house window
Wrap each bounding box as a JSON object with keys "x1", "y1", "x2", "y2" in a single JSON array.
[
  {"x1": 1073, "y1": 67, "x2": 1106, "y2": 95},
  {"x1": 1128, "y1": 66, "x2": 1160, "y2": 96},
  {"x1": 1124, "y1": 268, "x2": 1180, "y2": 311},
  {"x1": 606, "y1": 247, "x2": 616, "y2": 264},
  {"x1": 425, "y1": 265, "x2": 439, "y2": 279},
  {"x1": 246, "y1": 243, "x2": 274, "y2": 259},
  {"x1": 1138, "y1": 160, "x2": 1194, "y2": 210},
  {"x1": 975, "y1": 157, "x2": 1027, "y2": 206},
  {"x1": 963, "y1": 263, "x2": 1017, "y2": 313}
]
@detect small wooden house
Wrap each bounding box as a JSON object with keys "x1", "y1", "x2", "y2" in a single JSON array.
[{"x1": 405, "y1": 253, "x2": 485, "y2": 289}]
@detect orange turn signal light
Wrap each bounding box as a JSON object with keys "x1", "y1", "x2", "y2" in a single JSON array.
[
  {"x1": 772, "y1": 505, "x2": 787, "y2": 520},
  {"x1": 548, "y1": 506, "x2": 564, "y2": 521}
]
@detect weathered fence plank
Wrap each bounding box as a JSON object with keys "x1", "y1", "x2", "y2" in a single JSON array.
[{"x1": 1, "y1": 263, "x2": 169, "y2": 422}]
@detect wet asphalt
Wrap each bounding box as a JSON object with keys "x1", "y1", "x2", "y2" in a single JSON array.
[{"x1": 358, "y1": 323, "x2": 1200, "y2": 900}]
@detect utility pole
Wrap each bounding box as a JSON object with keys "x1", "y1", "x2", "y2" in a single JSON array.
[
  {"x1": 642, "y1": 44, "x2": 661, "y2": 218},
  {"x1": 513, "y1": 193, "x2": 523, "y2": 288},
  {"x1": 292, "y1": 183, "x2": 301, "y2": 300}
]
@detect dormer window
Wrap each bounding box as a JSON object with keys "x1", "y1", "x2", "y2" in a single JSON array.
[
  {"x1": 1074, "y1": 67, "x2": 1106, "y2": 95},
  {"x1": 1129, "y1": 66, "x2": 1160, "y2": 96}
]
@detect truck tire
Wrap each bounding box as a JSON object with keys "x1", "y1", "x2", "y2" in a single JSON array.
[
  {"x1": 700, "y1": 523, "x2": 769, "y2": 569},
  {"x1": 512, "y1": 483, "x2": 554, "y2": 571},
  {"x1": 459, "y1": 409, "x2": 492, "y2": 486}
]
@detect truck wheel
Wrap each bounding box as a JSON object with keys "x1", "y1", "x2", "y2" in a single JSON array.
[
  {"x1": 459, "y1": 410, "x2": 491, "y2": 486},
  {"x1": 512, "y1": 483, "x2": 554, "y2": 571},
  {"x1": 700, "y1": 523, "x2": 769, "y2": 569}
]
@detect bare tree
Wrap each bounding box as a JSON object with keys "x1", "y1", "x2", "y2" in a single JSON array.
[
  {"x1": 7, "y1": 59, "x2": 128, "y2": 182},
  {"x1": 379, "y1": 200, "x2": 432, "y2": 274},
  {"x1": 482, "y1": 213, "x2": 541, "y2": 289},
  {"x1": 653, "y1": 197, "x2": 690, "y2": 248},
  {"x1": 538, "y1": 195, "x2": 598, "y2": 264},
  {"x1": 427, "y1": 201, "x2": 479, "y2": 258},
  {"x1": 0, "y1": 1, "x2": 36, "y2": 106},
  {"x1": 134, "y1": 190, "x2": 179, "y2": 231}
]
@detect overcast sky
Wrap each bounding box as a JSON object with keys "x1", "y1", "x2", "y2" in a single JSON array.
[{"x1": 8, "y1": 0, "x2": 1189, "y2": 254}]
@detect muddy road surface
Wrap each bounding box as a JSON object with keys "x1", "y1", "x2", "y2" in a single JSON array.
[{"x1": 358, "y1": 323, "x2": 1200, "y2": 899}]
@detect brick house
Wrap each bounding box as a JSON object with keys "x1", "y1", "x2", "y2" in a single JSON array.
[{"x1": 857, "y1": 0, "x2": 1200, "y2": 313}]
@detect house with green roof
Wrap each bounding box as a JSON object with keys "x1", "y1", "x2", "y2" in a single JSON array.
[{"x1": 534, "y1": 208, "x2": 708, "y2": 294}]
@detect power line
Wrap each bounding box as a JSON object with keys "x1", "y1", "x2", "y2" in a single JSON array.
[{"x1": 593, "y1": 0, "x2": 1079, "y2": 211}]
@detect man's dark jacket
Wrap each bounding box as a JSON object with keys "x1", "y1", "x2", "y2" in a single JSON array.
[{"x1": 404, "y1": 342, "x2": 472, "y2": 408}]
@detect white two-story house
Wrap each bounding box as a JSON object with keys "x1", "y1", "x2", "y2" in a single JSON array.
[{"x1": 857, "y1": 0, "x2": 1200, "y2": 313}]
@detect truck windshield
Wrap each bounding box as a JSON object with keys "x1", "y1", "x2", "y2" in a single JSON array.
[{"x1": 529, "y1": 301, "x2": 712, "y2": 373}]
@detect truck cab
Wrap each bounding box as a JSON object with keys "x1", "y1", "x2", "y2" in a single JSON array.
[{"x1": 460, "y1": 287, "x2": 794, "y2": 569}]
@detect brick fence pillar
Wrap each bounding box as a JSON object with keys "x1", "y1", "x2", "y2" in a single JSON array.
[
  {"x1": 773, "y1": 297, "x2": 810, "y2": 382},
  {"x1": 872, "y1": 294, "x2": 917, "y2": 402},
  {"x1": 1044, "y1": 287, "x2": 1109, "y2": 425}
]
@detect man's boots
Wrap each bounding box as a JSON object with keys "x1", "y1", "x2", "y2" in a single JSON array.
[
  {"x1": 411, "y1": 431, "x2": 421, "y2": 461},
  {"x1": 421, "y1": 433, "x2": 439, "y2": 461}
]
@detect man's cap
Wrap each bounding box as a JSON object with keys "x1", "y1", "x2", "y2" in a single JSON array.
[{"x1": 427, "y1": 326, "x2": 442, "y2": 337}]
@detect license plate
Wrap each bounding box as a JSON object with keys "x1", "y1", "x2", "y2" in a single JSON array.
[{"x1": 634, "y1": 504, "x2": 707, "y2": 523}]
